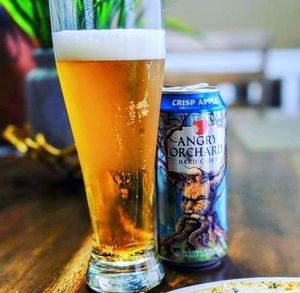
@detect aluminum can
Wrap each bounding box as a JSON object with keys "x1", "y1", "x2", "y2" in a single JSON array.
[{"x1": 155, "y1": 84, "x2": 227, "y2": 267}]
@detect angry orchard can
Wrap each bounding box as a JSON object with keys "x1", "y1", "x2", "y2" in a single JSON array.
[{"x1": 155, "y1": 84, "x2": 227, "y2": 267}]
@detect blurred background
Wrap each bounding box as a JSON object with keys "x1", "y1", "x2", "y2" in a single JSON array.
[
  {"x1": 0, "y1": 0, "x2": 300, "y2": 152},
  {"x1": 166, "y1": 0, "x2": 300, "y2": 48},
  {"x1": 165, "y1": 0, "x2": 300, "y2": 153}
]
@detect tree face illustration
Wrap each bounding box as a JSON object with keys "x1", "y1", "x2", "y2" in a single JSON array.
[{"x1": 157, "y1": 111, "x2": 227, "y2": 260}]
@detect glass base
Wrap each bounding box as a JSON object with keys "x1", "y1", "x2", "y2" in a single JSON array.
[{"x1": 86, "y1": 248, "x2": 165, "y2": 292}]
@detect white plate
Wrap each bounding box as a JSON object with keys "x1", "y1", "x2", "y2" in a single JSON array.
[{"x1": 167, "y1": 277, "x2": 300, "y2": 293}]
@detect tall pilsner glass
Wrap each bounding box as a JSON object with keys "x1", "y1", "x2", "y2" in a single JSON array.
[{"x1": 49, "y1": 1, "x2": 165, "y2": 292}]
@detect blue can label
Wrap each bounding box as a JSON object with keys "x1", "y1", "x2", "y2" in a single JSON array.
[{"x1": 156, "y1": 91, "x2": 227, "y2": 265}]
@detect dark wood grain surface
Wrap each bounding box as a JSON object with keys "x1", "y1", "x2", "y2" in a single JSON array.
[{"x1": 1, "y1": 127, "x2": 300, "y2": 293}]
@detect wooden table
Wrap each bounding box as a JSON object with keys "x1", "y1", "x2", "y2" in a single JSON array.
[{"x1": 1, "y1": 128, "x2": 300, "y2": 292}]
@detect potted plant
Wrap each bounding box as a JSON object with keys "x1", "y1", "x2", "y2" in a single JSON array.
[{"x1": 0, "y1": 0, "x2": 73, "y2": 148}]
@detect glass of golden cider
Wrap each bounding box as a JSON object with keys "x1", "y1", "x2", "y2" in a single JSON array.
[{"x1": 49, "y1": 0, "x2": 165, "y2": 292}]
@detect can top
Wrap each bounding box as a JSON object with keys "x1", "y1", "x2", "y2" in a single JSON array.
[
  {"x1": 163, "y1": 83, "x2": 219, "y2": 94},
  {"x1": 161, "y1": 83, "x2": 226, "y2": 113}
]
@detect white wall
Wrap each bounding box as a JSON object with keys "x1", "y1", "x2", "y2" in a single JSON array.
[{"x1": 165, "y1": 0, "x2": 300, "y2": 48}]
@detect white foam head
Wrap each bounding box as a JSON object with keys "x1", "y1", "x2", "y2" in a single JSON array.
[{"x1": 53, "y1": 29, "x2": 165, "y2": 61}]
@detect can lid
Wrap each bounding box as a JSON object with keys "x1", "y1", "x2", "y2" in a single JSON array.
[{"x1": 163, "y1": 83, "x2": 219, "y2": 94}]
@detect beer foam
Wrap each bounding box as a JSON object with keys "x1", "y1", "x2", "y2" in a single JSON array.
[{"x1": 53, "y1": 29, "x2": 165, "y2": 61}]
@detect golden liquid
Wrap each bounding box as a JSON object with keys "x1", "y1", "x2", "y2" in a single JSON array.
[{"x1": 56, "y1": 60, "x2": 164, "y2": 262}]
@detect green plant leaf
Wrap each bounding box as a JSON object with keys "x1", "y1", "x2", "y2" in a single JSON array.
[
  {"x1": 33, "y1": 0, "x2": 52, "y2": 48},
  {"x1": 31, "y1": 0, "x2": 43, "y2": 43},
  {"x1": 117, "y1": 0, "x2": 126, "y2": 28},
  {"x1": 165, "y1": 17, "x2": 199, "y2": 36},
  {"x1": 0, "y1": 0, "x2": 35, "y2": 38},
  {"x1": 76, "y1": 0, "x2": 85, "y2": 29},
  {"x1": 99, "y1": 1, "x2": 110, "y2": 28}
]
